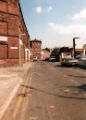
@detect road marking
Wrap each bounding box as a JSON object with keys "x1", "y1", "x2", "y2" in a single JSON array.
[
  {"x1": 12, "y1": 72, "x2": 32, "y2": 119},
  {"x1": 0, "y1": 79, "x2": 22, "y2": 120},
  {"x1": 20, "y1": 96, "x2": 29, "y2": 120},
  {"x1": 29, "y1": 116, "x2": 38, "y2": 120},
  {"x1": 12, "y1": 96, "x2": 22, "y2": 118},
  {"x1": 63, "y1": 75, "x2": 68, "y2": 78},
  {"x1": 20, "y1": 75, "x2": 32, "y2": 120},
  {"x1": 63, "y1": 88, "x2": 70, "y2": 93},
  {"x1": 49, "y1": 105, "x2": 55, "y2": 109}
]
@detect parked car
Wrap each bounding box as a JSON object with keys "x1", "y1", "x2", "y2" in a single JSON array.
[
  {"x1": 33, "y1": 56, "x2": 38, "y2": 61},
  {"x1": 61, "y1": 57, "x2": 79, "y2": 66},
  {"x1": 75, "y1": 55, "x2": 81, "y2": 60},
  {"x1": 79, "y1": 56, "x2": 86, "y2": 60},
  {"x1": 78, "y1": 56, "x2": 86, "y2": 68},
  {"x1": 49, "y1": 56, "x2": 57, "y2": 62}
]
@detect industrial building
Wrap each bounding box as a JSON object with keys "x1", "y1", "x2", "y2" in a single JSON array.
[{"x1": 0, "y1": 0, "x2": 30, "y2": 66}]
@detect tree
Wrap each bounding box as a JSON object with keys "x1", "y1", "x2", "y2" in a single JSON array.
[
  {"x1": 51, "y1": 47, "x2": 60, "y2": 55},
  {"x1": 51, "y1": 47, "x2": 60, "y2": 61},
  {"x1": 60, "y1": 47, "x2": 73, "y2": 53}
]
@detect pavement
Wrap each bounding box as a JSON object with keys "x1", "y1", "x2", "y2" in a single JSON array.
[{"x1": 0, "y1": 62, "x2": 32, "y2": 119}]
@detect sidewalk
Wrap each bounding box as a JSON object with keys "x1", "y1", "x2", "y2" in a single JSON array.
[{"x1": 0, "y1": 62, "x2": 33, "y2": 119}]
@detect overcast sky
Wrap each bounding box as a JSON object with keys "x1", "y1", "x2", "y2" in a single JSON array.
[{"x1": 20, "y1": 0, "x2": 86, "y2": 48}]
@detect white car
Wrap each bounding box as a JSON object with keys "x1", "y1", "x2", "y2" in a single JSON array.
[
  {"x1": 78, "y1": 56, "x2": 86, "y2": 68},
  {"x1": 61, "y1": 58, "x2": 79, "y2": 66},
  {"x1": 33, "y1": 56, "x2": 38, "y2": 61}
]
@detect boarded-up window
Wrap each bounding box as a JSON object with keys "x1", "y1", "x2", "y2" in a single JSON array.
[{"x1": 0, "y1": 44, "x2": 7, "y2": 59}]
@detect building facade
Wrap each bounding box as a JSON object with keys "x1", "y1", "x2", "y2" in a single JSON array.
[
  {"x1": 41, "y1": 48, "x2": 51, "y2": 60},
  {"x1": 0, "y1": 0, "x2": 30, "y2": 66},
  {"x1": 83, "y1": 44, "x2": 86, "y2": 56},
  {"x1": 30, "y1": 39, "x2": 42, "y2": 59}
]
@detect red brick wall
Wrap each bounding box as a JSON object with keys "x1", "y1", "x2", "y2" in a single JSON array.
[
  {"x1": 0, "y1": 0, "x2": 30, "y2": 65},
  {"x1": 0, "y1": 1, "x2": 7, "y2": 12},
  {"x1": 7, "y1": 15, "x2": 19, "y2": 36},
  {"x1": 0, "y1": 44, "x2": 7, "y2": 59},
  {"x1": 8, "y1": 0, "x2": 19, "y2": 15},
  {"x1": 8, "y1": 37, "x2": 19, "y2": 59},
  {"x1": 0, "y1": 22, "x2": 7, "y2": 35}
]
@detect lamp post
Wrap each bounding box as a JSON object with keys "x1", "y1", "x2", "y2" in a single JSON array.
[{"x1": 73, "y1": 37, "x2": 80, "y2": 58}]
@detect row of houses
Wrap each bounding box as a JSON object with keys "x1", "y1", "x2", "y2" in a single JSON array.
[{"x1": 0, "y1": 0, "x2": 42, "y2": 66}]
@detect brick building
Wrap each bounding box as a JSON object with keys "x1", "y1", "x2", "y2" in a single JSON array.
[
  {"x1": 30, "y1": 39, "x2": 42, "y2": 59},
  {"x1": 0, "y1": 0, "x2": 30, "y2": 66}
]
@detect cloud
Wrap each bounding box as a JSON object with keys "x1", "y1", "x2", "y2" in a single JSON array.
[
  {"x1": 35, "y1": 6, "x2": 53, "y2": 14},
  {"x1": 48, "y1": 22, "x2": 86, "y2": 35},
  {"x1": 47, "y1": 6, "x2": 53, "y2": 12},
  {"x1": 72, "y1": 8, "x2": 86, "y2": 22},
  {"x1": 36, "y1": 6, "x2": 43, "y2": 14}
]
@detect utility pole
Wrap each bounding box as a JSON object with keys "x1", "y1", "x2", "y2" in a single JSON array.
[{"x1": 73, "y1": 37, "x2": 80, "y2": 58}]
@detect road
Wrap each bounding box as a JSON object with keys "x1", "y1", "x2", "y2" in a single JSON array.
[{"x1": 1, "y1": 61, "x2": 86, "y2": 120}]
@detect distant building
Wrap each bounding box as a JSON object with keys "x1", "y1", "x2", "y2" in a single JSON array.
[
  {"x1": 83, "y1": 44, "x2": 86, "y2": 55},
  {"x1": 75, "y1": 48, "x2": 84, "y2": 56},
  {"x1": 41, "y1": 48, "x2": 51, "y2": 60},
  {"x1": 30, "y1": 39, "x2": 42, "y2": 59},
  {"x1": 0, "y1": 0, "x2": 30, "y2": 66}
]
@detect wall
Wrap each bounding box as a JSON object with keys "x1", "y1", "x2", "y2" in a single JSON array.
[{"x1": 0, "y1": 0, "x2": 30, "y2": 65}]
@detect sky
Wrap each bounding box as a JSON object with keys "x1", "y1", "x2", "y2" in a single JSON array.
[{"x1": 20, "y1": 0, "x2": 86, "y2": 48}]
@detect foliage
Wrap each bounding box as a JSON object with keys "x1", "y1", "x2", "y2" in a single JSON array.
[
  {"x1": 75, "y1": 51, "x2": 82, "y2": 56},
  {"x1": 51, "y1": 47, "x2": 60, "y2": 56},
  {"x1": 60, "y1": 47, "x2": 73, "y2": 53}
]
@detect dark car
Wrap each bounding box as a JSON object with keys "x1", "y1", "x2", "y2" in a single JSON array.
[{"x1": 49, "y1": 56, "x2": 57, "y2": 62}]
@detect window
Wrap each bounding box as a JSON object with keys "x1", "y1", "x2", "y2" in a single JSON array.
[
  {"x1": 0, "y1": 41, "x2": 7, "y2": 45},
  {"x1": 0, "y1": 0, "x2": 6, "y2": 2},
  {"x1": 0, "y1": 14, "x2": 7, "y2": 22}
]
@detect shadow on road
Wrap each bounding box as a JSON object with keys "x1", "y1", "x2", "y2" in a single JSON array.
[
  {"x1": 79, "y1": 66, "x2": 86, "y2": 70},
  {"x1": 20, "y1": 84, "x2": 86, "y2": 101},
  {"x1": 69, "y1": 75, "x2": 86, "y2": 79},
  {"x1": 76, "y1": 84, "x2": 86, "y2": 91},
  {"x1": 58, "y1": 95, "x2": 86, "y2": 100},
  {"x1": 55, "y1": 64, "x2": 76, "y2": 68},
  {"x1": 58, "y1": 84, "x2": 86, "y2": 100}
]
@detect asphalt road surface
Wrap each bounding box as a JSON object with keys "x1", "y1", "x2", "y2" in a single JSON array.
[{"x1": 1, "y1": 61, "x2": 86, "y2": 120}]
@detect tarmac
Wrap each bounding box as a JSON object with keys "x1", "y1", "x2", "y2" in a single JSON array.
[{"x1": 0, "y1": 62, "x2": 32, "y2": 119}]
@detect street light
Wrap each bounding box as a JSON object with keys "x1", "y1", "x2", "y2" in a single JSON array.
[{"x1": 73, "y1": 37, "x2": 80, "y2": 58}]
